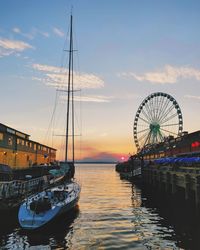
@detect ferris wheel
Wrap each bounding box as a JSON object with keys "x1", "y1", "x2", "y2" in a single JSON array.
[{"x1": 133, "y1": 92, "x2": 183, "y2": 151}]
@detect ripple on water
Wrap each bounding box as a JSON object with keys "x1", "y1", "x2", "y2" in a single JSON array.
[{"x1": 0, "y1": 165, "x2": 190, "y2": 249}]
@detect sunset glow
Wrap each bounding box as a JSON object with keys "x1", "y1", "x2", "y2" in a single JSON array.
[{"x1": 1, "y1": 1, "x2": 200, "y2": 161}]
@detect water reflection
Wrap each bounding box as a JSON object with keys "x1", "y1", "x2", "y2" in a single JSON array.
[
  {"x1": 0, "y1": 165, "x2": 199, "y2": 249},
  {"x1": 141, "y1": 185, "x2": 200, "y2": 249},
  {"x1": 0, "y1": 207, "x2": 79, "y2": 249}
]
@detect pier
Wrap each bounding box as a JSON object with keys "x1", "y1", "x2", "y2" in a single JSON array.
[
  {"x1": 116, "y1": 157, "x2": 200, "y2": 209},
  {"x1": 142, "y1": 162, "x2": 200, "y2": 208}
]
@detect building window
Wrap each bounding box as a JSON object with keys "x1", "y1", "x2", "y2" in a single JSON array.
[
  {"x1": 8, "y1": 137, "x2": 13, "y2": 146},
  {"x1": 0, "y1": 133, "x2": 3, "y2": 141}
]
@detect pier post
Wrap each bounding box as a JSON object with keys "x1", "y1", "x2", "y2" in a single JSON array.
[
  {"x1": 195, "y1": 176, "x2": 200, "y2": 207},
  {"x1": 172, "y1": 174, "x2": 177, "y2": 194},
  {"x1": 152, "y1": 170, "x2": 156, "y2": 186},
  {"x1": 159, "y1": 171, "x2": 163, "y2": 190},
  {"x1": 185, "y1": 174, "x2": 191, "y2": 200},
  {"x1": 166, "y1": 172, "x2": 171, "y2": 193}
]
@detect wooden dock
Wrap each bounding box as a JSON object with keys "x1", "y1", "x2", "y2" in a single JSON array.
[{"x1": 142, "y1": 163, "x2": 200, "y2": 207}]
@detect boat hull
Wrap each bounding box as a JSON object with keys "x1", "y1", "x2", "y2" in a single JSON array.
[{"x1": 18, "y1": 182, "x2": 80, "y2": 230}]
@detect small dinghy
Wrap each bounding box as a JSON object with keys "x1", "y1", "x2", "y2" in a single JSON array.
[{"x1": 18, "y1": 181, "x2": 80, "y2": 230}]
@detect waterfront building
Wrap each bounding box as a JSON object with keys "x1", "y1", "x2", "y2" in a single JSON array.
[
  {"x1": 0, "y1": 123, "x2": 56, "y2": 168},
  {"x1": 141, "y1": 131, "x2": 200, "y2": 160}
]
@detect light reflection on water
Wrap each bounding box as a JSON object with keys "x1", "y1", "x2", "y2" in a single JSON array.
[{"x1": 0, "y1": 164, "x2": 194, "y2": 249}]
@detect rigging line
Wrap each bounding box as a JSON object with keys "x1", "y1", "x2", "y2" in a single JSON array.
[
  {"x1": 55, "y1": 19, "x2": 71, "y2": 91},
  {"x1": 72, "y1": 13, "x2": 81, "y2": 80},
  {"x1": 53, "y1": 134, "x2": 81, "y2": 137},
  {"x1": 45, "y1": 16, "x2": 71, "y2": 150},
  {"x1": 160, "y1": 127, "x2": 178, "y2": 136},
  {"x1": 72, "y1": 22, "x2": 75, "y2": 164},
  {"x1": 157, "y1": 97, "x2": 171, "y2": 122},
  {"x1": 74, "y1": 94, "x2": 82, "y2": 132},
  {"x1": 42, "y1": 89, "x2": 59, "y2": 146},
  {"x1": 42, "y1": 28, "x2": 70, "y2": 147},
  {"x1": 65, "y1": 14, "x2": 73, "y2": 162},
  {"x1": 79, "y1": 87, "x2": 82, "y2": 161},
  {"x1": 160, "y1": 112, "x2": 178, "y2": 125},
  {"x1": 70, "y1": 13, "x2": 82, "y2": 164}
]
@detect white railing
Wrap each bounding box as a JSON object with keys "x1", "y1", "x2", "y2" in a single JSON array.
[{"x1": 0, "y1": 175, "x2": 50, "y2": 199}]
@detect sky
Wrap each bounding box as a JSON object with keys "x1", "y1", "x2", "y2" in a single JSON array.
[{"x1": 1, "y1": 0, "x2": 200, "y2": 162}]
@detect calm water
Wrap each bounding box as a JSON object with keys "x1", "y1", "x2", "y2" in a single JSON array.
[{"x1": 0, "y1": 164, "x2": 200, "y2": 249}]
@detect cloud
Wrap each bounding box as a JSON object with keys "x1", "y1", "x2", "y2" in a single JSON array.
[
  {"x1": 32, "y1": 63, "x2": 104, "y2": 89},
  {"x1": 13, "y1": 27, "x2": 21, "y2": 34},
  {"x1": 119, "y1": 65, "x2": 200, "y2": 84},
  {"x1": 0, "y1": 38, "x2": 34, "y2": 57},
  {"x1": 53, "y1": 27, "x2": 64, "y2": 37},
  {"x1": 184, "y1": 95, "x2": 200, "y2": 100},
  {"x1": 32, "y1": 64, "x2": 61, "y2": 73},
  {"x1": 12, "y1": 27, "x2": 49, "y2": 39},
  {"x1": 38, "y1": 30, "x2": 49, "y2": 38}
]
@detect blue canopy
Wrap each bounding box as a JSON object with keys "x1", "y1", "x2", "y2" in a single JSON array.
[{"x1": 154, "y1": 157, "x2": 200, "y2": 164}]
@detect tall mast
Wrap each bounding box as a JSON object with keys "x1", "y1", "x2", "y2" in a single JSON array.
[
  {"x1": 65, "y1": 14, "x2": 73, "y2": 162},
  {"x1": 72, "y1": 27, "x2": 75, "y2": 164}
]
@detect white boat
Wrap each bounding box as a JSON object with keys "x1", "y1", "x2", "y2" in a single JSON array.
[
  {"x1": 18, "y1": 14, "x2": 81, "y2": 230},
  {"x1": 18, "y1": 181, "x2": 80, "y2": 229}
]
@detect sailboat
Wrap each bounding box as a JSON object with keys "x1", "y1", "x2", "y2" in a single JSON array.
[{"x1": 18, "y1": 14, "x2": 81, "y2": 230}]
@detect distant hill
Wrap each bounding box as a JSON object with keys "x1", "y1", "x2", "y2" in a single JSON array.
[{"x1": 75, "y1": 161, "x2": 117, "y2": 164}]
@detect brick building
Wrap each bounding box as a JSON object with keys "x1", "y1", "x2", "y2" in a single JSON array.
[{"x1": 0, "y1": 123, "x2": 56, "y2": 168}]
